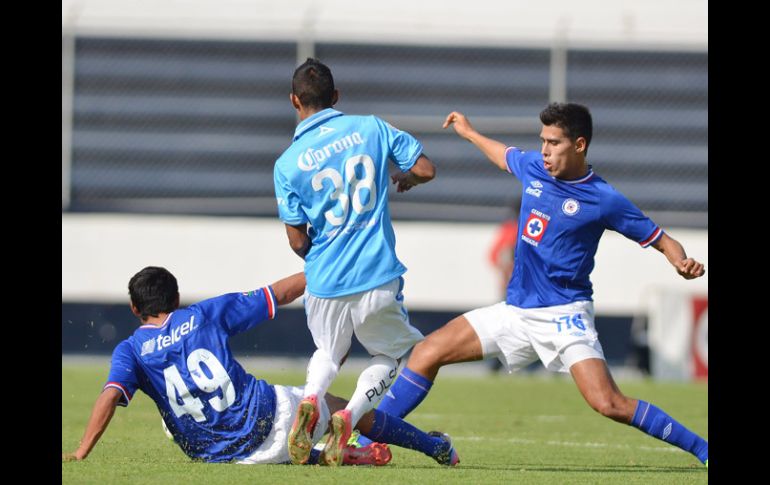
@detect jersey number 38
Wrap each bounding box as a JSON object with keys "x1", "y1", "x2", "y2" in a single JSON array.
[{"x1": 312, "y1": 154, "x2": 377, "y2": 226}]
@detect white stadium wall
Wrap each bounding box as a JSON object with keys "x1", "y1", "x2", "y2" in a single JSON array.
[
  {"x1": 62, "y1": 213, "x2": 707, "y2": 316},
  {"x1": 62, "y1": 0, "x2": 707, "y2": 50}
]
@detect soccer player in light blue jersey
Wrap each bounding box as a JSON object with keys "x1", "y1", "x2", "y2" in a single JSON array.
[
  {"x1": 62, "y1": 266, "x2": 458, "y2": 466},
  {"x1": 375, "y1": 104, "x2": 708, "y2": 467},
  {"x1": 273, "y1": 58, "x2": 441, "y2": 466}
]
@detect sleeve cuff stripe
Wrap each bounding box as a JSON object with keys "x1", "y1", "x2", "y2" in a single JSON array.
[
  {"x1": 640, "y1": 227, "x2": 663, "y2": 247},
  {"x1": 104, "y1": 382, "x2": 132, "y2": 405},
  {"x1": 504, "y1": 146, "x2": 516, "y2": 173},
  {"x1": 262, "y1": 286, "x2": 277, "y2": 319}
]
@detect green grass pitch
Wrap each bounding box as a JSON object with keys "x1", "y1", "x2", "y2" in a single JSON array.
[{"x1": 62, "y1": 361, "x2": 708, "y2": 484}]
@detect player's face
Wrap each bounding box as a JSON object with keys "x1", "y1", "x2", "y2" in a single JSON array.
[{"x1": 539, "y1": 125, "x2": 584, "y2": 179}]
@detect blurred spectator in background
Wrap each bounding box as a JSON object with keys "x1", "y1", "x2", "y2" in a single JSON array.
[
  {"x1": 486, "y1": 199, "x2": 520, "y2": 373},
  {"x1": 488, "y1": 199, "x2": 521, "y2": 298}
]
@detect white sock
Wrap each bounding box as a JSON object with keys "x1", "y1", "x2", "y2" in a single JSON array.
[
  {"x1": 303, "y1": 349, "x2": 339, "y2": 399},
  {"x1": 346, "y1": 355, "x2": 398, "y2": 427}
]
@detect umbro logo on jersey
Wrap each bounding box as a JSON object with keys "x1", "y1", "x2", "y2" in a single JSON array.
[
  {"x1": 526, "y1": 180, "x2": 543, "y2": 197},
  {"x1": 318, "y1": 126, "x2": 336, "y2": 136},
  {"x1": 297, "y1": 132, "x2": 365, "y2": 171}
]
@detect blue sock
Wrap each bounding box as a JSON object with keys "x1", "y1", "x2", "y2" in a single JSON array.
[
  {"x1": 631, "y1": 400, "x2": 708, "y2": 463},
  {"x1": 363, "y1": 409, "x2": 447, "y2": 459},
  {"x1": 305, "y1": 449, "x2": 321, "y2": 465},
  {"x1": 378, "y1": 367, "x2": 433, "y2": 418},
  {"x1": 355, "y1": 367, "x2": 434, "y2": 448},
  {"x1": 355, "y1": 433, "x2": 374, "y2": 447}
]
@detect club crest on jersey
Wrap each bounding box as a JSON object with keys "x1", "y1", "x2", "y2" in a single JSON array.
[
  {"x1": 561, "y1": 198, "x2": 580, "y2": 216},
  {"x1": 521, "y1": 209, "x2": 550, "y2": 247}
]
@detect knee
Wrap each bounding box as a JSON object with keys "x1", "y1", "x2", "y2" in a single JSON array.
[
  {"x1": 589, "y1": 395, "x2": 633, "y2": 422},
  {"x1": 411, "y1": 338, "x2": 446, "y2": 367}
]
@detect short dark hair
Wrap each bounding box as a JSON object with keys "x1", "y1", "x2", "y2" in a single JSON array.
[
  {"x1": 128, "y1": 266, "x2": 179, "y2": 320},
  {"x1": 291, "y1": 58, "x2": 335, "y2": 109},
  {"x1": 539, "y1": 102, "x2": 593, "y2": 153}
]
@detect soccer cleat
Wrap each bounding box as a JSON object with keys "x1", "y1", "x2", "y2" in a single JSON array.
[
  {"x1": 342, "y1": 442, "x2": 392, "y2": 466},
  {"x1": 428, "y1": 431, "x2": 460, "y2": 466},
  {"x1": 347, "y1": 429, "x2": 364, "y2": 448},
  {"x1": 320, "y1": 409, "x2": 353, "y2": 466},
  {"x1": 287, "y1": 395, "x2": 320, "y2": 465}
]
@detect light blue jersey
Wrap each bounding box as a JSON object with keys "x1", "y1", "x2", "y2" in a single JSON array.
[
  {"x1": 274, "y1": 108, "x2": 423, "y2": 297},
  {"x1": 104, "y1": 287, "x2": 278, "y2": 462}
]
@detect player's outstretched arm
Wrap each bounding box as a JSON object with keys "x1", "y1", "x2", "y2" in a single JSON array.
[
  {"x1": 62, "y1": 387, "x2": 122, "y2": 461},
  {"x1": 651, "y1": 232, "x2": 705, "y2": 280},
  {"x1": 391, "y1": 154, "x2": 436, "y2": 192},
  {"x1": 270, "y1": 272, "x2": 306, "y2": 306},
  {"x1": 442, "y1": 111, "x2": 508, "y2": 171}
]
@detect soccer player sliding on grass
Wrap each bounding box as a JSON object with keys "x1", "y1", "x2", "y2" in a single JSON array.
[
  {"x1": 62, "y1": 266, "x2": 458, "y2": 466},
  {"x1": 371, "y1": 104, "x2": 708, "y2": 467}
]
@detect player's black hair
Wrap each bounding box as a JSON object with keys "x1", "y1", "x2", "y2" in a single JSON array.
[
  {"x1": 291, "y1": 58, "x2": 335, "y2": 109},
  {"x1": 540, "y1": 102, "x2": 593, "y2": 155},
  {"x1": 128, "y1": 266, "x2": 179, "y2": 320}
]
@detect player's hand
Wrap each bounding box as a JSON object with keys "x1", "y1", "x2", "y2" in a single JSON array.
[
  {"x1": 674, "y1": 258, "x2": 705, "y2": 279},
  {"x1": 442, "y1": 111, "x2": 476, "y2": 140},
  {"x1": 62, "y1": 452, "x2": 83, "y2": 462},
  {"x1": 391, "y1": 172, "x2": 416, "y2": 193}
]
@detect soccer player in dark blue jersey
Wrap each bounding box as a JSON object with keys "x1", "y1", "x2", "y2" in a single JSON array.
[
  {"x1": 374, "y1": 104, "x2": 708, "y2": 467},
  {"x1": 62, "y1": 266, "x2": 458, "y2": 466}
]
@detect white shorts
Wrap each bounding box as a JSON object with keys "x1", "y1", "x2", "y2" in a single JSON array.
[
  {"x1": 464, "y1": 300, "x2": 605, "y2": 374},
  {"x1": 304, "y1": 277, "x2": 424, "y2": 363},
  {"x1": 237, "y1": 385, "x2": 330, "y2": 465}
]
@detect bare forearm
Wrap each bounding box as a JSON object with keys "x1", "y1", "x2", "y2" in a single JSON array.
[
  {"x1": 652, "y1": 232, "x2": 705, "y2": 280},
  {"x1": 442, "y1": 111, "x2": 507, "y2": 170},
  {"x1": 653, "y1": 233, "x2": 687, "y2": 265},
  {"x1": 407, "y1": 154, "x2": 436, "y2": 184},
  {"x1": 465, "y1": 131, "x2": 508, "y2": 171},
  {"x1": 285, "y1": 224, "x2": 311, "y2": 259},
  {"x1": 67, "y1": 389, "x2": 121, "y2": 460},
  {"x1": 291, "y1": 237, "x2": 311, "y2": 259},
  {"x1": 271, "y1": 272, "x2": 306, "y2": 305}
]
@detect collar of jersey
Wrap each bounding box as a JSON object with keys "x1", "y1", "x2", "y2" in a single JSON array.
[
  {"x1": 139, "y1": 312, "x2": 173, "y2": 330},
  {"x1": 293, "y1": 108, "x2": 344, "y2": 141},
  {"x1": 555, "y1": 165, "x2": 595, "y2": 184}
]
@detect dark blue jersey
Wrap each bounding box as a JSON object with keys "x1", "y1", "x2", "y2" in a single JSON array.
[
  {"x1": 505, "y1": 147, "x2": 662, "y2": 308},
  {"x1": 104, "y1": 287, "x2": 278, "y2": 462}
]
